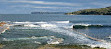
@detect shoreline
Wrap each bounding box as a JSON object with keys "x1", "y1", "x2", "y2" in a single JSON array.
[
  {"x1": 38, "y1": 44, "x2": 106, "y2": 49},
  {"x1": 0, "y1": 22, "x2": 10, "y2": 34},
  {"x1": 0, "y1": 43, "x2": 106, "y2": 49},
  {"x1": 65, "y1": 14, "x2": 111, "y2": 15}
]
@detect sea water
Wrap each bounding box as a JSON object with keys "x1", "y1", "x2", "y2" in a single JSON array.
[{"x1": 0, "y1": 14, "x2": 111, "y2": 49}]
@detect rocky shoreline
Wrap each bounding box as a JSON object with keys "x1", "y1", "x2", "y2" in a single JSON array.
[
  {"x1": 38, "y1": 44, "x2": 106, "y2": 49},
  {"x1": 0, "y1": 22, "x2": 9, "y2": 34},
  {"x1": 66, "y1": 6, "x2": 111, "y2": 15},
  {"x1": 0, "y1": 43, "x2": 106, "y2": 49}
]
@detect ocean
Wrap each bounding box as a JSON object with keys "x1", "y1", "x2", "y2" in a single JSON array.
[{"x1": 0, "y1": 14, "x2": 111, "y2": 49}]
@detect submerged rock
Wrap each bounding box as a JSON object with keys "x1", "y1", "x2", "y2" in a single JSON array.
[{"x1": 47, "y1": 37, "x2": 64, "y2": 44}]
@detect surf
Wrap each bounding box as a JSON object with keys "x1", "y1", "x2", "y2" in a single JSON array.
[{"x1": 2, "y1": 21, "x2": 111, "y2": 49}]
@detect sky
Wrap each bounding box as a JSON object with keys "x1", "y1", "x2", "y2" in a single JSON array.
[{"x1": 0, "y1": 0, "x2": 111, "y2": 14}]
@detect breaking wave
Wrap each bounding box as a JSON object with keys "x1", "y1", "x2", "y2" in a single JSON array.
[
  {"x1": 3, "y1": 21, "x2": 111, "y2": 49},
  {"x1": 73, "y1": 24, "x2": 111, "y2": 29}
]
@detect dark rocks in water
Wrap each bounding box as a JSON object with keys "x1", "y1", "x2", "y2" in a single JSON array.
[
  {"x1": 95, "y1": 47, "x2": 101, "y2": 48},
  {"x1": 34, "y1": 24, "x2": 39, "y2": 25},
  {"x1": 72, "y1": 25, "x2": 111, "y2": 29},
  {"x1": 13, "y1": 24, "x2": 24, "y2": 27}
]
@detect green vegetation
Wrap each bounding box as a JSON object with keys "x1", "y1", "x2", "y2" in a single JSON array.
[{"x1": 66, "y1": 6, "x2": 111, "y2": 15}]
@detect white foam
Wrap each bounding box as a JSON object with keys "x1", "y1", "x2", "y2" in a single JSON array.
[
  {"x1": 3, "y1": 36, "x2": 48, "y2": 41},
  {"x1": 8, "y1": 21, "x2": 111, "y2": 49},
  {"x1": 34, "y1": 41, "x2": 41, "y2": 44},
  {"x1": 24, "y1": 24, "x2": 40, "y2": 27},
  {"x1": 74, "y1": 23, "x2": 103, "y2": 26},
  {"x1": 14, "y1": 21, "x2": 31, "y2": 24},
  {"x1": 40, "y1": 23, "x2": 111, "y2": 49},
  {"x1": 47, "y1": 37, "x2": 64, "y2": 44},
  {"x1": 40, "y1": 24, "x2": 57, "y2": 27},
  {"x1": 74, "y1": 23, "x2": 91, "y2": 26}
]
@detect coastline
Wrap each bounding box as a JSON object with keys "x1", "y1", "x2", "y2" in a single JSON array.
[
  {"x1": 0, "y1": 22, "x2": 9, "y2": 34},
  {"x1": 0, "y1": 43, "x2": 106, "y2": 49},
  {"x1": 65, "y1": 6, "x2": 111, "y2": 15},
  {"x1": 64, "y1": 14, "x2": 110, "y2": 16},
  {"x1": 38, "y1": 44, "x2": 106, "y2": 49}
]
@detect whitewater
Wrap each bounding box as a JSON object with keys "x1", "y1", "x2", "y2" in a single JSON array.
[{"x1": 4, "y1": 21, "x2": 110, "y2": 49}]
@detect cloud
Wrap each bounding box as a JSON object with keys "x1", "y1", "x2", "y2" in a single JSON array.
[
  {"x1": 6, "y1": 1, "x2": 81, "y2": 6},
  {"x1": 10, "y1": 4, "x2": 91, "y2": 11},
  {"x1": 90, "y1": 2, "x2": 111, "y2": 7},
  {"x1": 31, "y1": 5, "x2": 92, "y2": 10},
  {"x1": 10, "y1": 4, "x2": 71, "y2": 9},
  {"x1": 31, "y1": 7, "x2": 71, "y2": 9}
]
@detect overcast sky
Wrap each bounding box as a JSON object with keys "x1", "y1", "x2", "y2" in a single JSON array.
[{"x1": 0, "y1": 0, "x2": 111, "y2": 14}]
